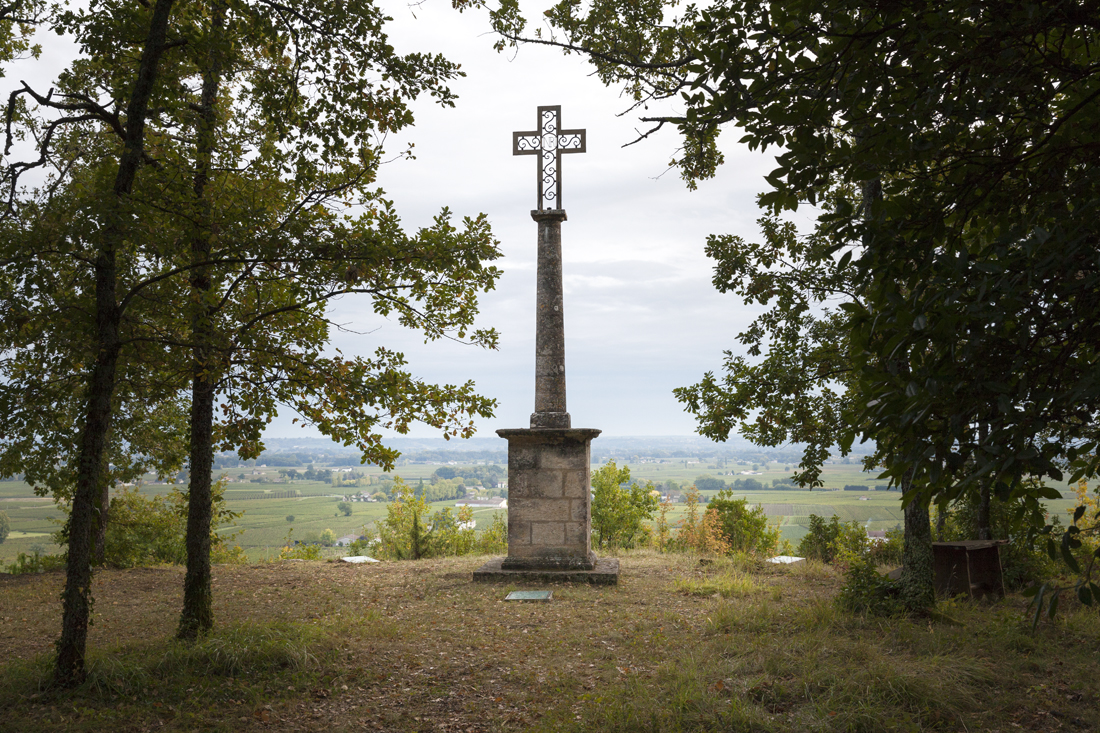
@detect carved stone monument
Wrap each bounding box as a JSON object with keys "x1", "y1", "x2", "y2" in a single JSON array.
[{"x1": 473, "y1": 106, "x2": 618, "y2": 584}]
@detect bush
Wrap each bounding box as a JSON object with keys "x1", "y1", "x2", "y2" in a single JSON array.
[
  {"x1": 336, "y1": 501, "x2": 352, "y2": 517},
  {"x1": 5, "y1": 550, "x2": 66, "y2": 574},
  {"x1": 674, "y1": 488, "x2": 730, "y2": 555},
  {"x1": 0, "y1": 510, "x2": 9, "y2": 544},
  {"x1": 797, "y1": 514, "x2": 867, "y2": 564},
  {"x1": 708, "y1": 490, "x2": 780, "y2": 555},
  {"x1": 286, "y1": 515, "x2": 295, "y2": 523},
  {"x1": 100, "y1": 482, "x2": 244, "y2": 569},
  {"x1": 591, "y1": 462, "x2": 658, "y2": 550},
  {"x1": 278, "y1": 534, "x2": 323, "y2": 561},
  {"x1": 320, "y1": 529, "x2": 336, "y2": 547},
  {"x1": 868, "y1": 525, "x2": 904, "y2": 567},
  {"x1": 836, "y1": 553, "x2": 904, "y2": 616},
  {"x1": 476, "y1": 512, "x2": 507, "y2": 555}
]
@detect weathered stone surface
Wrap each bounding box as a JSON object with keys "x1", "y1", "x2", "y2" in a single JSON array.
[
  {"x1": 510, "y1": 497, "x2": 570, "y2": 523},
  {"x1": 508, "y1": 446, "x2": 539, "y2": 471},
  {"x1": 509, "y1": 471, "x2": 563, "y2": 498},
  {"x1": 562, "y1": 470, "x2": 590, "y2": 498},
  {"x1": 530, "y1": 210, "x2": 570, "y2": 429},
  {"x1": 492, "y1": 428, "x2": 605, "y2": 575},
  {"x1": 508, "y1": 521, "x2": 531, "y2": 546},
  {"x1": 473, "y1": 557, "x2": 619, "y2": 585},
  {"x1": 531, "y1": 522, "x2": 565, "y2": 546},
  {"x1": 564, "y1": 522, "x2": 587, "y2": 545}
]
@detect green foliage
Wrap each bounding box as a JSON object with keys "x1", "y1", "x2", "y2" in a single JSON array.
[
  {"x1": 286, "y1": 515, "x2": 295, "y2": 523},
  {"x1": 372, "y1": 477, "x2": 492, "y2": 560},
  {"x1": 319, "y1": 529, "x2": 336, "y2": 547},
  {"x1": 98, "y1": 484, "x2": 243, "y2": 569},
  {"x1": 797, "y1": 514, "x2": 867, "y2": 565},
  {"x1": 867, "y1": 526, "x2": 904, "y2": 568},
  {"x1": 5, "y1": 550, "x2": 66, "y2": 575},
  {"x1": 590, "y1": 462, "x2": 658, "y2": 550},
  {"x1": 836, "y1": 554, "x2": 905, "y2": 617},
  {"x1": 336, "y1": 502, "x2": 352, "y2": 517},
  {"x1": 707, "y1": 490, "x2": 779, "y2": 555},
  {"x1": 938, "y1": 488, "x2": 1058, "y2": 591},
  {"x1": 0, "y1": 510, "x2": 8, "y2": 543},
  {"x1": 694, "y1": 476, "x2": 725, "y2": 492},
  {"x1": 476, "y1": 512, "x2": 507, "y2": 555},
  {"x1": 797, "y1": 515, "x2": 841, "y2": 564}
]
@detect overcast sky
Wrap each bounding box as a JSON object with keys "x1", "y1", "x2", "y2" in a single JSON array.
[
  {"x1": 14, "y1": 2, "x2": 802, "y2": 442},
  {"x1": 289, "y1": 1, "x2": 792, "y2": 441}
]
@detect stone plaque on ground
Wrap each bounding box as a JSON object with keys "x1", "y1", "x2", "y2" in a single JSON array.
[
  {"x1": 473, "y1": 106, "x2": 618, "y2": 585},
  {"x1": 504, "y1": 590, "x2": 553, "y2": 602}
]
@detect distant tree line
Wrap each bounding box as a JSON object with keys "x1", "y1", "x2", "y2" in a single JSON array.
[{"x1": 431, "y1": 464, "x2": 504, "y2": 486}]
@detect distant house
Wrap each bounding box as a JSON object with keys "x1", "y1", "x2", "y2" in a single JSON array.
[{"x1": 335, "y1": 535, "x2": 365, "y2": 547}]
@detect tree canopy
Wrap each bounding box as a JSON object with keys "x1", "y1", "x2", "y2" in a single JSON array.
[
  {"x1": 2, "y1": 0, "x2": 503, "y2": 683},
  {"x1": 490, "y1": 0, "x2": 1100, "y2": 497}
]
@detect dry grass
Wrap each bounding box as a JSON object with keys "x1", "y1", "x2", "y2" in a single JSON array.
[{"x1": 1, "y1": 551, "x2": 1098, "y2": 732}]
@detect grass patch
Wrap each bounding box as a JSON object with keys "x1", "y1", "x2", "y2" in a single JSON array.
[
  {"x1": 676, "y1": 570, "x2": 762, "y2": 598},
  {"x1": 0, "y1": 621, "x2": 340, "y2": 731}
]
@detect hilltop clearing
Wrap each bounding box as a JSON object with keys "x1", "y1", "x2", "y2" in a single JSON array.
[{"x1": 1, "y1": 553, "x2": 1097, "y2": 732}]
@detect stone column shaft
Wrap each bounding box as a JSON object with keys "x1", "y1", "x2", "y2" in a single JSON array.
[{"x1": 531, "y1": 209, "x2": 570, "y2": 429}]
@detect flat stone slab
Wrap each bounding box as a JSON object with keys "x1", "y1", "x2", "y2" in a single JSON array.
[
  {"x1": 505, "y1": 590, "x2": 553, "y2": 602},
  {"x1": 473, "y1": 557, "x2": 619, "y2": 585},
  {"x1": 340, "y1": 556, "x2": 380, "y2": 564},
  {"x1": 766, "y1": 555, "x2": 805, "y2": 565}
]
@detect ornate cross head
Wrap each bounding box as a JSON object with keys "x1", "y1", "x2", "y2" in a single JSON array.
[{"x1": 513, "y1": 105, "x2": 586, "y2": 210}]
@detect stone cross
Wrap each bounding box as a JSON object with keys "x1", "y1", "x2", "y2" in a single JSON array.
[
  {"x1": 513, "y1": 106, "x2": 586, "y2": 429},
  {"x1": 513, "y1": 105, "x2": 586, "y2": 211},
  {"x1": 472, "y1": 105, "x2": 615, "y2": 583}
]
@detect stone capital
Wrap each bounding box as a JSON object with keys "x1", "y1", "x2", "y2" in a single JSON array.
[{"x1": 531, "y1": 209, "x2": 567, "y2": 222}]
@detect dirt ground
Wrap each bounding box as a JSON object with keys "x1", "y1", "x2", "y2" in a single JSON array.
[
  {"x1": 1, "y1": 553, "x2": 745, "y2": 731},
  {"x1": 1, "y1": 553, "x2": 1097, "y2": 733}
]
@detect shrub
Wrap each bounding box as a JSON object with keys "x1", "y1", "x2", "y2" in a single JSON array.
[
  {"x1": 0, "y1": 510, "x2": 9, "y2": 544},
  {"x1": 591, "y1": 462, "x2": 658, "y2": 550},
  {"x1": 370, "y1": 478, "x2": 508, "y2": 560},
  {"x1": 675, "y1": 488, "x2": 731, "y2": 555},
  {"x1": 867, "y1": 525, "x2": 904, "y2": 567},
  {"x1": 286, "y1": 515, "x2": 295, "y2": 523},
  {"x1": 278, "y1": 535, "x2": 323, "y2": 561},
  {"x1": 798, "y1": 514, "x2": 838, "y2": 562},
  {"x1": 708, "y1": 490, "x2": 780, "y2": 555},
  {"x1": 476, "y1": 512, "x2": 507, "y2": 555},
  {"x1": 100, "y1": 482, "x2": 243, "y2": 569},
  {"x1": 5, "y1": 550, "x2": 66, "y2": 574},
  {"x1": 320, "y1": 529, "x2": 336, "y2": 547},
  {"x1": 836, "y1": 552, "x2": 904, "y2": 616}
]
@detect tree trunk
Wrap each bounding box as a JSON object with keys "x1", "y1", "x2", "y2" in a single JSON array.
[
  {"x1": 54, "y1": 0, "x2": 177, "y2": 687},
  {"x1": 178, "y1": 2, "x2": 225, "y2": 641},
  {"x1": 976, "y1": 421, "x2": 992, "y2": 540},
  {"x1": 900, "y1": 469, "x2": 936, "y2": 612},
  {"x1": 92, "y1": 477, "x2": 109, "y2": 566}
]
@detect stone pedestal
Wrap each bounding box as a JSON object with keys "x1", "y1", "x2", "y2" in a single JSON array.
[{"x1": 473, "y1": 428, "x2": 619, "y2": 585}]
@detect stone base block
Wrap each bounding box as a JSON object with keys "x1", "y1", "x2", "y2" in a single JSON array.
[{"x1": 472, "y1": 557, "x2": 620, "y2": 585}]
